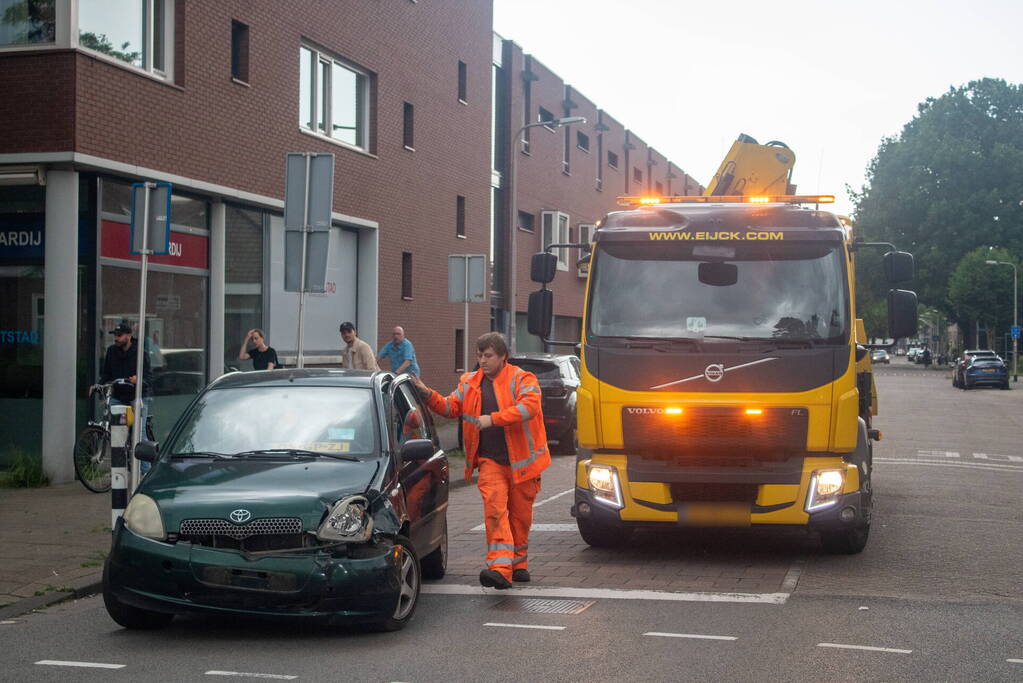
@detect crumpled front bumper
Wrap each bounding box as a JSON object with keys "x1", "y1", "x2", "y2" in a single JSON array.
[{"x1": 106, "y1": 521, "x2": 402, "y2": 623}]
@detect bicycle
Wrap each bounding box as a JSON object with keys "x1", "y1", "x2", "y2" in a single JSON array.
[{"x1": 73, "y1": 379, "x2": 155, "y2": 493}]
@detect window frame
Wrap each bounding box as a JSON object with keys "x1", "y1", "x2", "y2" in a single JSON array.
[
  {"x1": 607, "y1": 150, "x2": 619, "y2": 170},
  {"x1": 538, "y1": 106, "x2": 555, "y2": 131},
  {"x1": 576, "y1": 131, "x2": 590, "y2": 153},
  {"x1": 517, "y1": 210, "x2": 535, "y2": 234},
  {"x1": 231, "y1": 19, "x2": 249, "y2": 83},
  {"x1": 456, "y1": 195, "x2": 466, "y2": 238},
  {"x1": 576, "y1": 224, "x2": 594, "y2": 278},
  {"x1": 75, "y1": 0, "x2": 175, "y2": 80},
  {"x1": 541, "y1": 210, "x2": 570, "y2": 272},
  {"x1": 403, "y1": 101, "x2": 415, "y2": 150},
  {"x1": 457, "y1": 59, "x2": 467, "y2": 103},
  {"x1": 299, "y1": 41, "x2": 372, "y2": 153},
  {"x1": 401, "y1": 251, "x2": 413, "y2": 300}
]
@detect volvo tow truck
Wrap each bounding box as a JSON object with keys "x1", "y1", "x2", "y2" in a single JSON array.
[{"x1": 526, "y1": 136, "x2": 917, "y2": 553}]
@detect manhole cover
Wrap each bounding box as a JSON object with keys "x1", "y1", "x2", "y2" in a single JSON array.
[{"x1": 492, "y1": 598, "x2": 594, "y2": 615}]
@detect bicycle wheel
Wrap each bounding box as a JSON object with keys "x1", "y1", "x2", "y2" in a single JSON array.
[{"x1": 74, "y1": 425, "x2": 111, "y2": 493}]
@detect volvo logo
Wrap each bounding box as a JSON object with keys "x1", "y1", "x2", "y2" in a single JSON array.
[
  {"x1": 626, "y1": 407, "x2": 667, "y2": 415},
  {"x1": 704, "y1": 364, "x2": 725, "y2": 382},
  {"x1": 229, "y1": 509, "x2": 252, "y2": 524}
]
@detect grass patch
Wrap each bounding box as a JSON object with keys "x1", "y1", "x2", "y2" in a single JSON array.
[
  {"x1": 34, "y1": 585, "x2": 73, "y2": 596},
  {"x1": 0, "y1": 447, "x2": 48, "y2": 488}
]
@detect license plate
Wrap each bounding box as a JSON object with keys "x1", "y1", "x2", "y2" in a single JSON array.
[{"x1": 983, "y1": 368, "x2": 995, "y2": 373}]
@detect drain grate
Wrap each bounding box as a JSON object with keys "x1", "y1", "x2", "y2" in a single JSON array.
[{"x1": 492, "y1": 598, "x2": 594, "y2": 615}]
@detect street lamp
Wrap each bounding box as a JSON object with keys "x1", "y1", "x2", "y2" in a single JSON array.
[
  {"x1": 985, "y1": 259, "x2": 1018, "y2": 382},
  {"x1": 507, "y1": 116, "x2": 586, "y2": 352}
]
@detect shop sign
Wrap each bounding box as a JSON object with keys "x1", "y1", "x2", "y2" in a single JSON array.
[
  {"x1": 101, "y1": 220, "x2": 208, "y2": 269},
  {"x1": 0, "y1": 329, "x2": 40, "y2": 344}
]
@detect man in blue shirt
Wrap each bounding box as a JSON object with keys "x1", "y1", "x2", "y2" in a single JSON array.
[{"x1": 378, "y1": 326, "x2": 420, "y2": 376}]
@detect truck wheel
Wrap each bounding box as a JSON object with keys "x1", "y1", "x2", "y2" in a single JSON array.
[
  {"x1": 576, "y1": 516, "x2": 632, "y2": 548},
  {"x1": 821, "y1": 524, "x2": 870, "y2": 555},
  {"x1": 102, "y1": 560, "x2": 173, "y2": 630}
]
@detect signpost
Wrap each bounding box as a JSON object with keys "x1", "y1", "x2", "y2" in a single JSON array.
[
  {"x1": 128, "y1": 182, "x2": 171, "y2": 493},
  {"x1": 284, "y1": 153, "x2": 334, "y2": 368},
  {"x1": 448, "y1": 255, "x2": 487, "y2": 372}
]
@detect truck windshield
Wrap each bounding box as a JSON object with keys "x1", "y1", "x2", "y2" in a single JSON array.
[{"x1": 588, "y1": 241, "x2": 848, "y2": 343}]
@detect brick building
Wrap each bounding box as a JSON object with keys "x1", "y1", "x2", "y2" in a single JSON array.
[{"x1": 0, "y1": 2, "x2": 698, "y2": 483}]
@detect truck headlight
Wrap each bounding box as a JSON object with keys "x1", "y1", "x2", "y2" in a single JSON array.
[
  {"x1": 317, "y1": 495, "x2": 373, "y2": 543},
  {"x1": 123, "y1": 493, "x2": 166, "y2": 540},
  {"x1": 805, "y1": 469, "x2": 845, "y2": 512},
  {"x1": 587, "y1": 464, "x2": 623, "y2": 509}
]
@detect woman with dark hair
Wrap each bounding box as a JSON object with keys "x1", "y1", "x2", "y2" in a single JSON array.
[{"x1": 238, "y1": 329, "x2": 278, "y2": 370}]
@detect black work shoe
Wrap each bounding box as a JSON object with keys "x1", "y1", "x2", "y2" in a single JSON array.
[
  {"x1": 512, "y1": 569, "x2": 531, "y2": 583},
  {"x1": 479, "y1": 569, "x2": 512, "y2": 589}
]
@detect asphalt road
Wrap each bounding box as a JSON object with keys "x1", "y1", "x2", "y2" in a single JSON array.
[{"x1": 2, "y1": 361, "x2": 1021, "y2": 682}]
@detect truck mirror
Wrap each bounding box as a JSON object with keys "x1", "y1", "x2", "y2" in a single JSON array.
[
  {"x1": 884, "y1": 251, "x2": 914, "y2": 284},
  {"x1": 698, "y1": 262, "x2": 738, "y2": 287},
  {"x1": 887, "y1": 289, "x2": 918, "y2": 340},
  {"x1": 530, "y1": 252, "x2": 558, "y2": 284},
  {"x1": 527, "y1": 289, "x2": 553, "y2": 338}
]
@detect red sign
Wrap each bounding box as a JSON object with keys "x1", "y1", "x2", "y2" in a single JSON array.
[{"x1": 101, "y1": 220, "x2": 209, "y2": 269}]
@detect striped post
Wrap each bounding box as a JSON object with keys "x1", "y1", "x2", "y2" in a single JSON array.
[{"x1": 110, "y1": 404, "x2": 131, "y2": 527}]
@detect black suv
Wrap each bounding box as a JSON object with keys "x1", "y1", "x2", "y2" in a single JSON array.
[{"x1": 509, "y1": 353, "x2": 581, "y2": 454}]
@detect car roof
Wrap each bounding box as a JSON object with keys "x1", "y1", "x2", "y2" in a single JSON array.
[
  {"x1": 210, "y1": 368, "x2": 387, "y2": 390},
  {"x1": 965, "y1": 349, "x2": 996, "y2": 354}
]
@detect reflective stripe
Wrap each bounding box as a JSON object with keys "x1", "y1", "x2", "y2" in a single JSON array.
[
  {"x1": 514, "y1": 545, "x2": 528, "y2": 552},
  {"x1": 486, "y1": 557, "x2": 514, "y2": 566},
  {"x1": 488, "y1": 543, "x2": 515, "y2": 551},
  {"x1": 443, "y1": 397, "x2": 452, "y2": 417},
  {"x1": 462, "y1": 414, "x2": 480, "y2": 426},
  {"x1": 520, "y1": 385, "x2": 540, "y2": 394},
  {"x1": 511, "y1": 441, "x2": 545, "y2": 471},
  {"x1": 516, "y1": 403, "x2": 531, "y2": 421},
  {"x1": 454, "y1": 388, "x2": 464, "y2": 402},
  {"x1": 512, "y1": 555, "x2": 528, "y2": 565}
]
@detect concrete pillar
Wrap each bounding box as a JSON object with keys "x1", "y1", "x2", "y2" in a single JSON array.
[
  {"x1": 42, "y1": 169, "x2": 78, "y2": 484},
  {"x1": 208, "y1": 201, "x2": 226, "y2": 380},
  {"x1": 357, "y1": 226, "x2": 378, "y2": 352}
]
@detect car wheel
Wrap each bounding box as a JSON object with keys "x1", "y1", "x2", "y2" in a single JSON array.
[
  {"x1": 1001, "y1": 381, "x2": 1010, "y2": 390},
  {"x1": 964, "y1": 380, "x2": 972, "y2": 390},
  {"x1": 370, "y1": 536, "x2": 420, "y2": 632},
  {"x1": 577, "y1": 516, "x2": 632, "y2": 548},
  {"x1": 102, "y1": 560, "x2": 173, "y2": 630},
  {"x1": 420, "y1": 524, "x2": 447, "y2": 580},
  {"x1": 553, "y1": 427, "x2": 578, "y2": 455},
  {"x1": 821, "y1": 523, "x2": 870, "y2": 555}
]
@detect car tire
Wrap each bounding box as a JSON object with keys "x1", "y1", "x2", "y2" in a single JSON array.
[
  {"x1": 420, "y1": 524, "x2": 447, "y2": 580},
  {"x1": 821, "y1": 523, "x2": 870, "y2": 555},
  {"x1": 552, "y1": 427, "x2": 578, "y2": 456},
  {"x1": 102, "y1": 560, "x2": 173, "y2": 630},
  {"x1": 369, "y1": 536, "x2": 420, "y2": 632},
  {"x1": 576, "y1": 516, "x2": 632, "y2": 548},
  {"x1": 1001, "y1": 381, "x2": 1010, "y2": 390}
]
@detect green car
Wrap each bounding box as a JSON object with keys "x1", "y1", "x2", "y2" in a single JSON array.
[{"x1": 103, "y1": 369, "x2": 448, "y2": 631}]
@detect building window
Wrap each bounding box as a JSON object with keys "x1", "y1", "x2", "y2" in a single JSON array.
[
  {"x1": 633, "y1": 168, "x2": 643, "y2": 184},
  {"x1": 224, "y1": 205, "x2": 264, "y2": 370},
  {"x1": 607, "y1": 150, "x2": 619, "y2": 169},
  {"x1": 299, "y1": 43, "x2": 371, "y2": 150},
  {"x1": 576, "y1": 131, "x2": 590, "y2": 153},
  {"x1": 577, "y1": 224, "x2": 594, "y2": 277},
  {"x1": 401, "y1": 252, "x2": 413, "y2": 300},
  {"x1": 655, "y1": 181, "x2": 664, "y2": 195},
  {"x1": 231, "y1": 20, "x2": 249, "y2": 82},
  {"x1": 78, "y1": 0, "x2": 172, "y2": 76},
  {"x1": 456, "y1": 195, "x2": 466, "y2": 237},
  {"x1": 0, "y1": 0, "x2": 55, "y2": 46},
  {"x1": 541, "y1": 211, "x2": 569, "y2": 271},
  {"x1": 517, "y1": 210, "x2": 534, "y2": 233},
  {"x1": 455, "y1": 328, "x2": 465, "y2": 371},
  {"x1": 403, "y1": 101, "x2": 414, "y2": 149},
  {"x1": 538, "y1": 106, "x2": 555, "y2": 129},
  {"x1": 457, "y1": 60, "x2": 467, "y2": 102}
]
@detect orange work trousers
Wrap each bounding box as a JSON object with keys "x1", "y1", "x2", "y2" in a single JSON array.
[{"x1": 478, "y1": 458, "x2": 541, "y2": 580}]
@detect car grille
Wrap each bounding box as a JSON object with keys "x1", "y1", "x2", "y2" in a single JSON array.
[
  {"x1": 622, "y1": 406, "x2": 808, "y2": 463},
  {"x1": 178, "y1": 517, "x2": 311, "y2": 551}
]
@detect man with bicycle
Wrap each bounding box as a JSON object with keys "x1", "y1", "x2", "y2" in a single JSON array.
[{"x1": 97, "y1": 322, "x2": 154, "y2": 450}]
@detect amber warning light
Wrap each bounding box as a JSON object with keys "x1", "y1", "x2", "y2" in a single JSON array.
[
  {"x1": 664, "y1": 407, "x2": 683, "y2": 415},
  {"x1": 618, "y1": 195, "x2": 835, "y2": 206}
]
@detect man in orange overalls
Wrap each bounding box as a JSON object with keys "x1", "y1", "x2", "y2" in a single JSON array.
[{"x1": 410, "y1": 332, "x2": 550, "y2": 589}]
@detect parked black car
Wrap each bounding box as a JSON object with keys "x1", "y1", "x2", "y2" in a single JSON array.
[
  {"x1": 103, "y1": 369, "x2": 448, "y2": 631},
  {"x1": 509, "y1": 353, "x2": 580, "y2": 454}
]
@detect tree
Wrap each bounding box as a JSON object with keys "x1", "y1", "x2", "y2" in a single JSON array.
[
  {"x1": 852, "y1": 78, "x2": 1023, "y2": 322},
  {"x1": 947, "y1": 247, "x2": 1017, "y2": 345}
]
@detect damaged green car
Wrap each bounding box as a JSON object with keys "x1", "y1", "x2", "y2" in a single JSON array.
[{"x1": 103, "y1": 369, "x2": 448, "y2": 631}]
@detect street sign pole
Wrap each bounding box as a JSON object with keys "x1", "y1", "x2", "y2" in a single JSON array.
[
  {"x1": 131, "y1": 185, "x2": 150, "y2": 494},
  {"x1": 296, "y1": 154, "x2": 311, "y2": 369},
  {"x1": 463, "y1": 257, "x2": 470, "y2": 372}
]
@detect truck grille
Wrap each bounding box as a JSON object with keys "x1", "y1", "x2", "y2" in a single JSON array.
[
  {"x1": 179, "y1": 517, "x2": 310, "y2": 551},
  {"x1": 622, "y1": 406, "x2": 807, "y2": 462}
]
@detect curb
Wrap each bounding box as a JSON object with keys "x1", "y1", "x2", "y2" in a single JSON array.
[{"x1": 0, "y1": 572, "x2": 103, "y2": 620}]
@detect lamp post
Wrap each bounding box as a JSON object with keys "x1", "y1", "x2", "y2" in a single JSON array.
[
  {"x1": 507, "y1": 115, "x2": 586, "y2": 353},
  {"x1": 986, "y1": 259, "x2": 1018, "y2": 382}
]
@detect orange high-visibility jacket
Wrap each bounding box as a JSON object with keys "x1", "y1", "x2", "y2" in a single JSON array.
[{"x1": 425, "y1": 362, "x2": 550, "y2": 484}]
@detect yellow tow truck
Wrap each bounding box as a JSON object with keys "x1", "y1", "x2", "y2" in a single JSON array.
[{"x1": 527, "y1": 135, "x2": 917, "y2": 553}]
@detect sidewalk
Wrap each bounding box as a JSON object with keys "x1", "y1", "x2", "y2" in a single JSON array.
[{"x1": 0, "y1": 417, "x2": 464, "y2": 618}]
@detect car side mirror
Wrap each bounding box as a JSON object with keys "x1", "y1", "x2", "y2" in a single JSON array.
[
  {"x1": 887, "y1": 289, "x2": 918, "y2": 340},
  {"x1": 884, "y1": 251, "x2": 914, "y2": 284},
  {"x1": 530, "y1": 252, "x2": 558, "y2": 284},
  {"x1": 135, "y1": 440, "x2": 159, "y2": 463},
  {"x1": 400, "y1": 438, "x2": 434, "y2": 462},
  {"x1": 527, "y1": 289, "x2": 553, "y2": 338}
]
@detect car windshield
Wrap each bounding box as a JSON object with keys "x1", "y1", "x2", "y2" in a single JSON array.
[
  {"x1": 588, "y1": 241, "x2": 848, "y2": 343},
  {"x1": 163, "y1": 386, "x2": 378, "y2": 458},
  {"x1": 511, "y1": 360, "x2": 561, "y2": 380}
]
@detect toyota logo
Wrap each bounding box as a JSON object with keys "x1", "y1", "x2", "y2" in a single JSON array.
[
  {"x1": 704, "y1": 364, "x2": 725, "y2": 382},
  {"x1": 229, "y1": 509, "x2": 252, "y2": 524}
]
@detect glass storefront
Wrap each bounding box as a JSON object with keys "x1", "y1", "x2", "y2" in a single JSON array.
[{"x1": 224, "y1": 204, "x2": 264, "y2": 372}]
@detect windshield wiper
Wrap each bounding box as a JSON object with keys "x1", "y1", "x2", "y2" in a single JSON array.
[
  {"x1": 603, "y1": 336, "x2": 702, "y2": 349},
  {"x1": 703, "y1": 335, "x2": 821, "y2": 348},
  {"x1": 170, "y1": 451, "x2": 235, "y2": 460},
  {"x1": 233, "y1": 448, "x2": 361, "y2": 462}
]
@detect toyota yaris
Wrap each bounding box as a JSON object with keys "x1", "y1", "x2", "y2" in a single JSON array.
[{"x1": 103, "y1": 369, "x2": 448, "y2": 631}]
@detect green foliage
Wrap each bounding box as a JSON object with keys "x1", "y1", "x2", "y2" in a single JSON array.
[
  {"x1": 852, "y1": 78, "x2": 1023, "y2": 321},
  {"x1": 0, "y1": 446, "x2": 48, "y2": 488},
  {"x1": 859, "y1": 299, "x2": 888, "y2": 341},
  {"x1": 79, "y1": 31, "x2": 141, "y2": 66},
  {"x1": 948, "y1": 247, "x2": 1017, "y2": 331}
]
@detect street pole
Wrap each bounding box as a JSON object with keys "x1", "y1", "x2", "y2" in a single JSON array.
[
  {"x1": 132, "y1": 184, "x2": 151, "y2": 494},
  {"x1": 986, "y1": 259, "x2": 1018, "y2": 382},
  {"x1": 296, "y1": 154, "x2": 311, "y2": 369}
]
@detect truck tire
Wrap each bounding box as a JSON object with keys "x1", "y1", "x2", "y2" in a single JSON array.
[
  {"x1": 821, "y1": 524, "x2": 870, "y2": 554},
  {"x1": 821, "y1": 418, "x2": 872, "y2": 555},
  {"x1": 576, "y1": 516, "x2": 632, "y2": 548}
]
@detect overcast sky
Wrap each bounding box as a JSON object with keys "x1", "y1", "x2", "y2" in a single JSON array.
[{"x1": 494, "y1": 0, "x2": 1023, "y2": 217}]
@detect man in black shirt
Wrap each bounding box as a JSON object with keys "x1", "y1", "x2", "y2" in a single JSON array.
[{"x1": 97, "y1": 323, "x2": 154, "y2": 469}]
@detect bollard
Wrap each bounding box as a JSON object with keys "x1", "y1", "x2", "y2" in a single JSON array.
[{"x1": 110, "y1": 404, "x2": 131, "y2": 527}]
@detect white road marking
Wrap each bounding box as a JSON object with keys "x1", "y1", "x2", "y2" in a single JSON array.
[
  {"x1": 533, "y1": 488, "x2": 574, "y2": 508},
  {"x1": 1, "y1": 620, "x2": 16, "y2": 624},
  {"x1": 205, "y1": 672, "x2": 298, "y2": 680},
  {"x1": 472, "y1": 522, "x2": 578, "y2": 531},
  {"x1": 917, "y1": 450, "x2": 960, "y2": 458},
  {"x1": 36, "y1": 660, "x2": 126, "y2": 669},
  {"x1": 817, "y1": 643, "x2": 912, "y2": 654},
  {"x1": 1007, "y1": 659, "x2": 1023, "y2": 664},
  {"x1": 485, "y1": 622, "x2": 565, "y2": 630},
  {"x1": 644, "y1": 631, "x2": 737, "y2": 641},
  {"x1": 973, "y1": 452, "x2": 1023, "y2": 462},
  {"x1": 876, "y1": 458, "x2": 1023, "y2": 473},
  {"x1": 423, "y1": 584, "x2": 788, "y2": 604}
]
